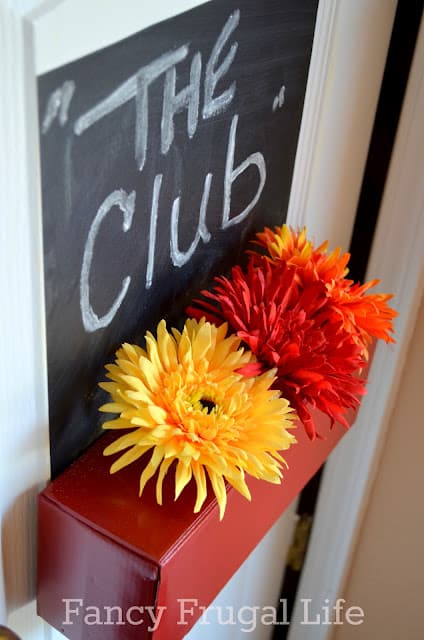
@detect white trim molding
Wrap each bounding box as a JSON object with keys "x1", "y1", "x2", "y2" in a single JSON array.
[
  {"x1": 287, "y1": 0, "x2": 397, "y2": 251},
  {"x1": 286, "y1": 0, "x2": 339, "y2": 230},
  {"x1": 289, "y1": 13, "x2": 424, "y2": 640},
  {"x1": 0, "y1": 0, "x2": 50, "y2": 634}
]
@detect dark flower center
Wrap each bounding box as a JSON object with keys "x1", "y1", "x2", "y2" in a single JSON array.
[{"x1": 199, "y1": 398, "x2": 216, "y2": 414}]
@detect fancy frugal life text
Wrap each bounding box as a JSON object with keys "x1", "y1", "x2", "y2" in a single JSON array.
[{"x1": 62, "y1": 597, "x2": 365, "y2": 632}]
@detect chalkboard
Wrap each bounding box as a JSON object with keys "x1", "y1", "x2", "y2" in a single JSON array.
[{"x1": 38, "y1": 0, "x2": 318, "y2": 477}]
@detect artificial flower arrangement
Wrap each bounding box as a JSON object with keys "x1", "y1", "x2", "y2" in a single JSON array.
[{"x1": 99, "y1": 225, "x2": 396, "y2": 520}]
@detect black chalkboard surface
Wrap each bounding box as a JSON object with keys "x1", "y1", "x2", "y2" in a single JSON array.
[{"x1": 38, "y1": 0, "x2": 318, "y2": 477}]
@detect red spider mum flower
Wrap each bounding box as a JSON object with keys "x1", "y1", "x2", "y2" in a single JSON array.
[
  {"x1": 188, "y1": 259, "x2": 366, "y2": 440},
  {"x1": 253, "y1": 225, "x2": 397, "y2": 358}
]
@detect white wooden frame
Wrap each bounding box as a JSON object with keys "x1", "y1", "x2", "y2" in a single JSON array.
[
  {"x1": 0, "y1": 0, "x2": 399, "y2": 637},
  {"x1": 289, "y1": 13, "x2": 424, "y2": 639}
]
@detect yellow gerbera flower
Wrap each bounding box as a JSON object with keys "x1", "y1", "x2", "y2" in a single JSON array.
[{"x1": 99, "y1": 318, "x2": 296, "y2": 520}]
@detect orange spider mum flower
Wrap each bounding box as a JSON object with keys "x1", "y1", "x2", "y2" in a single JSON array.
[
  {"x1": 324, "y1": 279, "x2": 397, "y2": 355},
  {"x1": 99, "y1": 318, "x2": 296, "y2": 520},
  {"x1": 254, "y1": 224, "x2": 396, "y2": 357},
  {"x1": 254, "y1": 224, "x2": 350, "y2": 284}
]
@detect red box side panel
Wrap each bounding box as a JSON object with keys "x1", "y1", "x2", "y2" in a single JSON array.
[{"x1": 37, "y1": 495, "x2": 159, "y2": 639}]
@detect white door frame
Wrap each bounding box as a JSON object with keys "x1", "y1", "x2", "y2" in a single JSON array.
[
  {"x1": 0, "y1": 0, "x2": 400, "y2": 637},
  {"x1": 289, "y1": 13, "x2": 424, "y2": 639}
]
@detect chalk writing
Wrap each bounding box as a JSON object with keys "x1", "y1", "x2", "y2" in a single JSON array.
[
  {"x1": 146, "y1": 174, "x2": 163, "y2": 290},
  {"x1": 161, "y1": 51, "x2": 202, "y2": 156},
  {"x1": 73, "y1": 11, "x2": 240, "y2": 172},
  {"x1": 170, "y1": 173, "x2": 212, "y2": 268},
  {"x1": 272, "y1": 84, "x2": 286, "y2": 112},
  {"x1": 203, "y1": 9, "x2": 239, "y2": 119},
  {"x1": 43, "y1": 8, "x2": 276, "y2": 333},
  {"x1": 80, "y1": 189, "x2": 136, "y2": 332},
  {"x1": 74, "y1": 46, "x2": 188, "y2": 171},
  {"x1": 223, "y1": 115, "x2": 266, "y2": 229},
  {"x1": 42, "y1": 80, "x2": 75, "y2": 133}
]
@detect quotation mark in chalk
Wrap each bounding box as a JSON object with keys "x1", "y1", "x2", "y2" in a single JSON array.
[
  {"x1": 272, "y1": 85, "x2": 286, "y2": 112},
  {"x1": 42, "y1": 80, "x2": 76, "y2": 134}
]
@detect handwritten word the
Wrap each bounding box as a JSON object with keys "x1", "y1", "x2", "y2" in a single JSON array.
[{"x1": 74, "y1": 10, "x2": 240, "y2": 171}]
